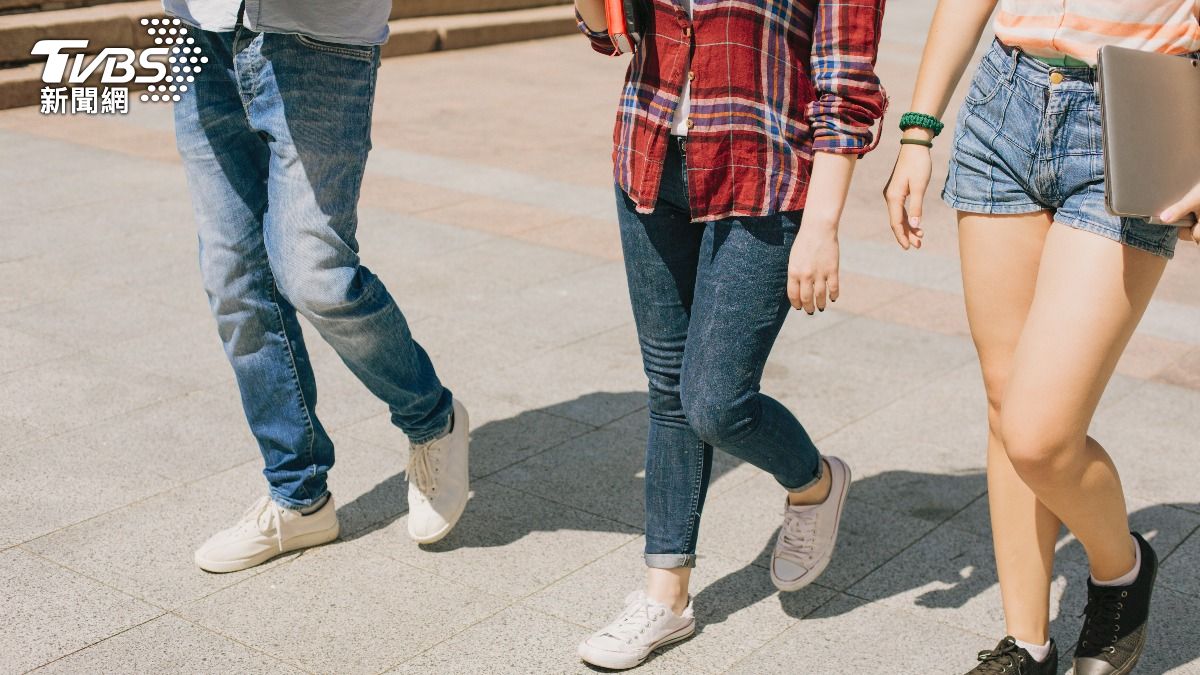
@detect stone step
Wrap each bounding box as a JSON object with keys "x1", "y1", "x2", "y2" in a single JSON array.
[
  {"x1": 0, "y1": 0, "x2": 572, "y2": 65},
  {"x1": 0, "y1": 0, "x2": 567, "y2": 19},
  {"x1": 0, "y1": 4, "x2": 578, "y2": 109}
]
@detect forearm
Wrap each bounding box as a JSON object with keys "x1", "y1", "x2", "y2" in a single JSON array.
[
  {"x1": 576, "y1": 0, "x2": 607, "y2": 32},
  {"x1": 906, "y1": 0, "x2": 996, "y2": 139},
  {"x1": 805, "y1": 152, "x2": 858, "y2": 230}
]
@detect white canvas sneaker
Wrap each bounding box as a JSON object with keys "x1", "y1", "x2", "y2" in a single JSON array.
[
  {"x1": 406, "y1": 399, "x2": 470, "y2": 544},
  {"x1": 578, "y1": 591, "x2": 696, "y2": 670},
  {"x1": 770, "y1": 455, "x2": 851, "y2": 592},
  {"x1": 194, "y1": 494, "x2": 339, "y2": 573}
]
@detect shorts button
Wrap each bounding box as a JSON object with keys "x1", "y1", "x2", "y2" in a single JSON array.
[
  {"x1": 1049, "y1": 72, "x2": 1064, "y2": 85},
  {"x1": 684, "y1": 26, "x2": 692, "y2": 37}
]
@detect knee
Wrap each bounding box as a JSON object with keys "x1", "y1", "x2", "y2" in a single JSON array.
[
  {"x1": 272, "y1": 257, "x2": 362, "y2": 319},
  {"x1": 680, "y1": 383, "x2": 753, "y2": 448},
  {"x1": 998, "y1": 409, "x2": 1073, "y2": 479}
]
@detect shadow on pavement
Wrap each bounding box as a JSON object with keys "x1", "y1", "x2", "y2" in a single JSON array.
[{"x1": 335, "y1": 392, "x2": 1199, "y2": 674}]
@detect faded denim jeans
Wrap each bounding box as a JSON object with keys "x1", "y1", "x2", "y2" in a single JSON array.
[
  {"x1": 173, "y1": 27, "x2": 453, "y2": 508},
  {"x1": 618, "y1": 136, "x2": 824, "y2": 569}
]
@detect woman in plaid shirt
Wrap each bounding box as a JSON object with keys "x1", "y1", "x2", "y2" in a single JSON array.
[{"x1": 573, "y1": 0, "x2": 886, "y2": 668}]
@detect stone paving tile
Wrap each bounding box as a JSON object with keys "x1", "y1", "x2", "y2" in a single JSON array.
[
  {"x1": 0, "y1": 352, "x2": 188, "y2": 436},
  {"x1": 524, "y1": 539, "x2": 834, "y2": 674},
  {"x1": 2, "y1": 434, "x2": 177, "y2": 549},
  {"x1": 1161, "y1": 526, "x2": 1200, "y2": 598},
  {"x1": 764, "y1": 315, "x2": 978, "y2": 441},
  {"x1": 468, "y1": 335, "x2": 650, "y2": 430},
  {"x1": 0, "y1": 324, "x2": 74, "y2": 376},
  {"x1": 385, "y1": 605, "x2": 591, "y2": 674},
  {"x1": 338, "y1": 392, "x2": 598, "y2": 480},
  {"x1": 0, "y1": 548, "x2": 160, "y2": 674},
  {"x1": 57, "y1": 389, "x2": 256, "y2": 485},
  {"x1": 35, "y1": 614, "x2": 303, "y2": 675},
  {"x1": 84, "y1": 310, "x2": 235, "y2": 390},
  {"x1": 23, "y1": 463, "x2": 297, "y2": 610},
  {"x1": 1089, "y1": 380, "x2": 1200, "y2": 512},
  {"x1": 177, "y1": 543, "x2": 506, "y2": 675},
  {"x1": 356, "y1": 478, "x2": 637, "y2": 600},
  {"x1": 356, "y1": 207, "x2": 498, "y2": 270},
  {"x1": 1157, "y1": 345, "x2": 1200, "y2": 390},
  {"x1": 319, "y1": 431, "x2": 413, "y2": 539},
  {"x1": 0, "y1": 413, "x2": 42, "y2": 454},
  {"x1": 724, "y1": 592, "x2": 991, "y2": 675},
  {"x1": 847, "y1": 523, "x2": 1084, "y2": 645},
  {"x1": 697, "y1": 472, "x2": 939, "y2": 592},
  {"x1": 488, "y1": 426, "x2": 649, "y2": 530}
]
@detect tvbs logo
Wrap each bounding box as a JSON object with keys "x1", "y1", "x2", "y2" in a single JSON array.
[{"x1": 33, "y1": 17, "x2": 205, "y2": 113}]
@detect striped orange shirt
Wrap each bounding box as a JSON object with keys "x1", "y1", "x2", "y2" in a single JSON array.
[{"x1": 995, "y1": 1, "x2": 1200, "y2": 65}]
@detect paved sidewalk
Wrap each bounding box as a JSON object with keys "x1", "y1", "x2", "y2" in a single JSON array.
[{"x1": 2, "y1": 4, "x2": 1200, "y2": 674}]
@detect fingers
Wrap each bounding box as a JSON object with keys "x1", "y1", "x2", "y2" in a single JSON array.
[
  {"x1": 813, "y1": 276, "x2": 828, "y2": 313},
  {"x1": 1162, "y1": 182, "x2": 1200, "y2": 224},
  {"x1": 799, "y1": 275, "x2": 815, "y2": 315},
  {"x1": 787, "y1": 274, "x2": 803, "y2": 310},
  {"x1": 827, "y1": 271, "x2": 840, "y2": 304},
  {"x1": 907, "y1": 184, "x2": 927, "y2": 249},
  {"x1": 884, "y1": 182, "x2": 911, "y2": 250}
]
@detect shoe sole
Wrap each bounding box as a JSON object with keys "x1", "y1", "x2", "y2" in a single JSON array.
[
  {"x1": 577, "y1": 621, "x2": 696, "y2": 670},
  {"x1": 771, "y1": 456, "x2": 851, "y2": 593},
  {"x1": 195, "y1": 522, "x2": 341, "y2": 574}
]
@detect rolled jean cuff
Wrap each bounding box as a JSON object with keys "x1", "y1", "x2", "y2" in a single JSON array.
[
  {"x1": 781, "y1": 455, "x2": 823, "y2": 494},
  {"x1": 269, "y1": 487, "x2": 329, "y2": 510},
  {"x1": 405, "y1": 407, "x2": 454, "y2": 446},
  {"x1": 645, "y1": 553, "x2": 696, "y2": 569}
]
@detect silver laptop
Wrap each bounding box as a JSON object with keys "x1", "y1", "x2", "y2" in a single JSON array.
[{"x1": 1097, "y1": 45, "x2": 1200, "y2": 226}]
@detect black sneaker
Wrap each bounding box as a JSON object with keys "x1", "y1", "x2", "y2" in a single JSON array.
[
  {"x1": 967, "y1": 636, "x2": 1058, "y2": 674},
  {"x1": 1073, "y1": 532, "x2": 1158, "y2": 675}
]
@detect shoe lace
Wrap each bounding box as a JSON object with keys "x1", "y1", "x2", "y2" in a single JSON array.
[
  {"x1": 407, "y1": 440, "x2": 440, "y2": 496},
  {"x1": 975, "y1": 637, "x2": 1027, "y2": 674},
  {"x1": 778, "y1": 507, "x2": 818, "y2": 561},
  {"x1": 240, "y1": 496, "x2": 284, "y2": 551},
  {"x1": 1079, "y1": 586, "x2": 1125, "y2": 654},
  {"x1": 602, "y1": 596, "x2": 664, "y2": 645}
]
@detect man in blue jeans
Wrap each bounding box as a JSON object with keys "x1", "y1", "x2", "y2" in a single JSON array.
[{"x1": 167, "y1": 0, "x2": 471, "y2": 572}]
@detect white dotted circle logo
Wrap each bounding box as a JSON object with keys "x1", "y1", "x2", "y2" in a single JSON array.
[{"x1": 138, "y1": 17, "x2": 201, "y2": 103}]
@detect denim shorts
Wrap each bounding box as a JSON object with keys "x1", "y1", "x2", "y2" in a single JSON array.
[{"x1": 943, "y1": 39, "x2": 1179, "y2": 259}]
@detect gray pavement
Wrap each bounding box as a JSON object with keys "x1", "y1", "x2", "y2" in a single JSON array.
[{"x1": 2, "y1": 3, "x2": 1200, "y2": 673}]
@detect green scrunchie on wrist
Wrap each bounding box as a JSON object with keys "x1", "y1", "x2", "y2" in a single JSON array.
[{"x1": 899, "y1": 112, "x2": 944, "y2": 137}]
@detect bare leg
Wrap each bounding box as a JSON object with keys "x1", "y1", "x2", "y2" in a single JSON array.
[
  {"x1": 960, "y1": 211, "x2": 1061, "y2": 644},
  {"x1": 646, "y1": 567, "x2": 691, "y2": 615},
  {"x1": 999, "y1": 225, "x2": 1167, "y2": 581}
]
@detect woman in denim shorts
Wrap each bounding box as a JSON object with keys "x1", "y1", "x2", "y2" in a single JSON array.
[{"x1": 883, "y1": 1, "x2": 1200, "y2": 673}]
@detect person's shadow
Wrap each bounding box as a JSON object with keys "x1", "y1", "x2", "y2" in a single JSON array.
[{"x1": 335, "y1": 392, "x2": 1200, "y2": 674}]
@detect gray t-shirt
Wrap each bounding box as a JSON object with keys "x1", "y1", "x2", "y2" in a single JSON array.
[{"x1": 163, "y1": 0, "x2": 391, "y2": 45}]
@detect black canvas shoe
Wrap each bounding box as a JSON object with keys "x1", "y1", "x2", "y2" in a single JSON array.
[
  {"x1": 967, "y1": 636, "x2": 1058, "y2": 674},
  {"x1": 1073, "y1": 532, "x2": 1158, "y2": 675}
]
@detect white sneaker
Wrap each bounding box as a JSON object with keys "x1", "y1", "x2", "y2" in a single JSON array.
[
  {"x1": 770, "y1": 455, "x2": 851, "y2": 592},
  {"x1": 578, "y1": 591, "x2": 696, "y2": 670},
  {"x1": 194, "y1": 494, "x2": 339, "y2": 573},
  {"x1": 406, "y1": 399, "x2": 470, "y2": 544}
]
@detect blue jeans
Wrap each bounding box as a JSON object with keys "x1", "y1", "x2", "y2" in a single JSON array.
[
  {"x1": 618, "y1": 137, "x2": 823, "y2": 569},
  {"x1": 943, "y1": 39, "x2": 1179, "y2": 259},
  {"x1": 174, "y1": 28, "x2": 453, "y2": 508}
]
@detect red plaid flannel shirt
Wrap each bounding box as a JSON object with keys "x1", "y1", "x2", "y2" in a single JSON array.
[{"x1": 578, "y1": 0, "x2": 888, "y2": 220}]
